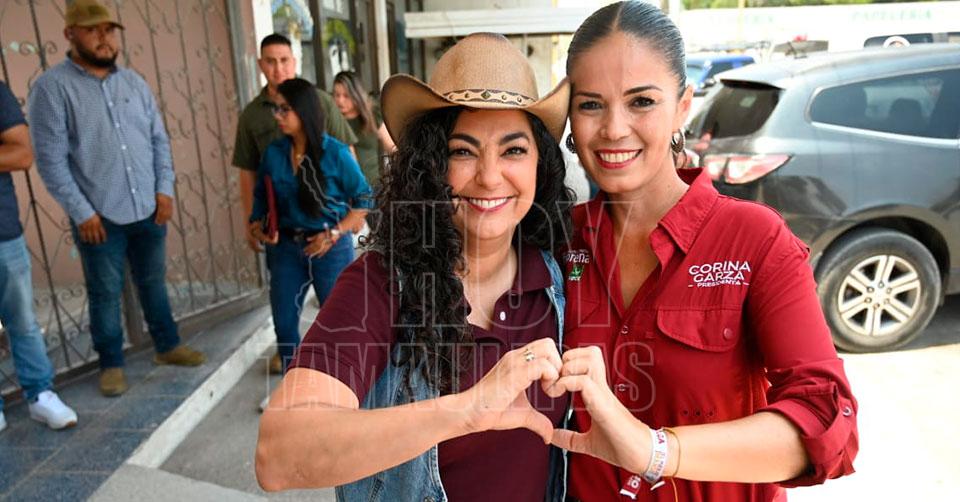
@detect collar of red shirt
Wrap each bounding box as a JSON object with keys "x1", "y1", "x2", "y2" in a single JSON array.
[{"x1": 576, "y1": 168, "x2": 720, "y2": 255}]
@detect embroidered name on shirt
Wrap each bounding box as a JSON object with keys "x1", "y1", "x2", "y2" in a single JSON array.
[
  {"x1": 565, "y1": 249, "x2": 591, "y2": 282},
  {"x1": 688, "y1": 261, "x2": 751, "y2": 288}
]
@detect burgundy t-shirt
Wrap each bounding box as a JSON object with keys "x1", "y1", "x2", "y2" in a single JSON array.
[{"x1": 292, "y1": 243, "x2": 568, "y2": 502}]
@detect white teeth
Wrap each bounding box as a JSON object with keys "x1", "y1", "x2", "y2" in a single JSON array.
[
  {"x1": 598, "y1": 151, "x2": 638, "y2": 163},
  {"x1": 465, "y1": 197, "x2": 510, "y2": 209}
]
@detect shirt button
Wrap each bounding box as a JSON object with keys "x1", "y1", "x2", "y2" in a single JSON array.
[
  {"x1": 842, "y1": 406, "x2": 853, "y2": 417},
  {"x1": 131, "y1": 188, "x2": 137, "y2": 194},
  {"x1": 115, "y1": 122, "x2": 120, "y2": 128},
  {"x1": 722, "y1": 328, "x2": 734, "y2": 340},
  {"x1": 498, "y1": 311, "x2": 506, "y2": 322},
  {"x1": 126, "y1": 166, "x2": 132, "y2": 171},
  {"x1": 616, "y1": 383, "x2": 628, "y2": 392},
  {"x1": 121, "y1": 144, "x2": 127, "y2": 150},
  {"x1": 108, "y1": 101, "x2": 114, "y2": 107},
  {"x1": 620, "y1": 325, "x2": 629, "y2": 335}
]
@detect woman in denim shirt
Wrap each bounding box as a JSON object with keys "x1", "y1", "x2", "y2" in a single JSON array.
[
  {"x1": 256, "y1": 34, "x2": 574, "y2": 501},
  {"x1": 249, "y1": 78, "x2": 373, "y2": 387}
]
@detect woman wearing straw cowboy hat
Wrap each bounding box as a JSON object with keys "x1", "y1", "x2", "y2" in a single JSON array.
[{"x1": 256, "y1": 33, "x2": 575, "y2": 501}]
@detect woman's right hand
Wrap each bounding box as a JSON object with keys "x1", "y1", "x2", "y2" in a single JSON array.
[
  {"x1": 248, "y1": 221, "x2": 278, "y2": 246},
  {"x1": 458, "y1": 337, "x2": 562, "y2": 443}
]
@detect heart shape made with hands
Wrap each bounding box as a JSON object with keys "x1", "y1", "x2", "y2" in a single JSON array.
[{"x1": 464, "y1": 340, "x2": 651, "y2": 475}]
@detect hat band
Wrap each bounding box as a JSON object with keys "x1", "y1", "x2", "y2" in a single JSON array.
[{"x1": 443, "y1": 88, "x2": 535, "y2": 107}]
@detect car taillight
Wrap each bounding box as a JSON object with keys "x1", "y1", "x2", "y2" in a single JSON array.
[
  {"x1": 701, "y1": 153, "x2": 791, "y2": 184},
  {"x1": 724, "y1": 154, "x2": 790, "y2": 184}
]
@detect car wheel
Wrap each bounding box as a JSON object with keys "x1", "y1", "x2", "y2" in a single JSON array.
[{"x1": 816, "y1": 229, "x2": 941, "y2": 352}]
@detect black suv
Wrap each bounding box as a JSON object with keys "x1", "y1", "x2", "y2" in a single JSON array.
[{"x1": 686, "y1": 44, "x2": 960, "y2": 352}]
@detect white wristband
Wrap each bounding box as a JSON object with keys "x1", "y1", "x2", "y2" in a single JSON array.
[{"x1": 642, "y1": 427, "x2": 669, "y2": 485}]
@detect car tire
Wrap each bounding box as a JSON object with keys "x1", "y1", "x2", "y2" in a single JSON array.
[{"x1": 816, "y1": 228, "x2": 941, "y2": 353}]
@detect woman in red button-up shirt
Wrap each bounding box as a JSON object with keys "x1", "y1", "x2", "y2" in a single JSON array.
[{"x1": 544, "y1": 2, "x2": 859, "y2": 500}]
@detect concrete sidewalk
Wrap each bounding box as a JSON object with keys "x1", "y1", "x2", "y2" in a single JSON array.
[{"x1": 0, "y1": 305, "x2": 271, "y2": 501}]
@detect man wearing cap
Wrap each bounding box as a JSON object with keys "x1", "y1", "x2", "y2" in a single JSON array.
[
  {"x1": 233, "y1": 34, "x2": 358, "y2": 255},
  {"x1": 28, "y1": 0, "x2": 205, "y2": 397}
]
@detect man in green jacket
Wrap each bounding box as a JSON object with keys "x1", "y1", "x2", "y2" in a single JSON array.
[{"x1": 233, "y1": 33, "x2": 358, "y2": 253}]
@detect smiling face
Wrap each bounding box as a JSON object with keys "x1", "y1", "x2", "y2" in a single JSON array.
[
  {"x1": 568, "y1": 32, "x2": 692, "y2": 198},
  {"x1": 447, "y1": 109, "x2": 538, "y2": 246}
]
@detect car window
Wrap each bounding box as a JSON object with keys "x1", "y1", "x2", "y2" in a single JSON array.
[
  {"x1": 686, "y1": 64, "x2": 706, "y2": 83},
  {"x1": 706, "y1": 62, "x2": 734, "y2": 78},
  {"x1": 686, "y1": 82, "x2": 781, "y2": 140},
  {"x1": 810, "y1": 69, "x2": 960, "y2": 139}
]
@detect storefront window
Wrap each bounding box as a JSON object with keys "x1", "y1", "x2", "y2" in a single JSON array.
[{"x1": 272, "y1": 0, "x2": 316, "y2": 83}]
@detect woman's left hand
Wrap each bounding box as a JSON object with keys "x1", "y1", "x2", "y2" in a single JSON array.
[
  {"x1": 304, "y1": 230, "x2": 338, "y2": 258},
  {"x1": 546, "y1": 346, "x2": 653, "y2": 474}
]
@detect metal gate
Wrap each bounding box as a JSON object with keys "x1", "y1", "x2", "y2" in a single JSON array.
[{"x1": 0, "y1": 0, "x2": 264, "y2": 398}]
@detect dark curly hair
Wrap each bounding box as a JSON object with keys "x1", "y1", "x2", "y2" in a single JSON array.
[{"x1": 365, "y1": 106, "x2": 574, "y2": 394}]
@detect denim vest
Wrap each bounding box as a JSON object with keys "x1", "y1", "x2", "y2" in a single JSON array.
[{"x1": 336, "y1": 249, "x2": 568, "y2": 502}]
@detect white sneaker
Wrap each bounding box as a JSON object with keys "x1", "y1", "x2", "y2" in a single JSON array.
[
  {"x1": 0, "y1": 411, "x2": 7, "y2": 433},
  {"x1": 28, "y1": 390, "x2": 78, "y2": 430}
]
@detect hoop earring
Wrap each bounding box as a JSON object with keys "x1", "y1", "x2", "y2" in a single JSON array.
[
  {"x1": 670, "y1": 130, "x2": 685, "y2": 154},
  {"x1": 565, "y1": 134, "x2": 577, "y2": 154}
]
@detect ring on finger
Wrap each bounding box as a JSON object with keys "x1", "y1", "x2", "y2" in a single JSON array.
[{"x1": 523, "y1": 349, "x2": 536, "y2": 362}]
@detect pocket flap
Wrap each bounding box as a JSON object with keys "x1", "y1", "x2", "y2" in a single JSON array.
[{"x1": 656, "y1": 307, "x2": 741, "y2": 352}]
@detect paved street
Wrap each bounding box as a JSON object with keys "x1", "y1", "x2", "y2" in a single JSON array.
[
  {"x1": 790, "y1": 295, "x2": 960, "y2": 502},
  {"x1": 159, "y1": 296, "x2": 960, "y2": 501}
]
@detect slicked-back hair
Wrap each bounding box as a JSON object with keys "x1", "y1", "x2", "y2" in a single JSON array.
[{"x1": 567, "y1": 1, "x2": 687, "y2": 96}]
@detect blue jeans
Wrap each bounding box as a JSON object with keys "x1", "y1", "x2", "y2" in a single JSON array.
[
  {"x1": 266, "y1": 233, "x2": 354, "y2": 371},
  {"x1": 72, "y1": 217, "x2": 180, "y2": 369},
  {"x1": 0, "y1": 236, "x2": 55, "y2": 409}
]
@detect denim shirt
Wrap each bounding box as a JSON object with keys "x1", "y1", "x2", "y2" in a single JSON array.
[
  {"x1": 336, "y1": 248, "x2": 569, "y2": 502},
  {"x1": 251, "y1": 135, "x2": 373, "y2": 232}
]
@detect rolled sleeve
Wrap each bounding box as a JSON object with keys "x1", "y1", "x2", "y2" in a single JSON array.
[
  {"x1": 28, "y1": 80, "x2": 96, "y2": 224},
  {"x1": 761, "y1": 361, "x2": 859, "y2": 486},
  {"x1": 336, "y1": 144, "x2": 374, "y2": 210},
  {"x1": 748, "y1": 222, "x2": 859, "y2": 486}
]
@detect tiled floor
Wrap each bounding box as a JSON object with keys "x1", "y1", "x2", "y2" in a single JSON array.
[{"x1": 0, "y1": 306, "x2": 269, "y2": 501}]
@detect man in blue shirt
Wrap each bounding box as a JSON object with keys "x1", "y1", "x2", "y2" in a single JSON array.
[
  {"x1": 28, "y1": 0, "x2": 204, "y2": 397},
  {"x1": 0, "y1": 80, "x2": 79, "y2": 432}
]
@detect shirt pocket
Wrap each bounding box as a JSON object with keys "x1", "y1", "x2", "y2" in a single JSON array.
[{"x1": 655, "y1": 307, "x2": 742, "y2": 352}]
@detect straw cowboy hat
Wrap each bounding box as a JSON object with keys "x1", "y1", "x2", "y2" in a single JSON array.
[{"x1": 381, "y1": 33, "x2": 569, "y2": 142}]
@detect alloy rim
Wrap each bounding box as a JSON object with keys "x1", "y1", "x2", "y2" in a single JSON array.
[{"x1": 836, "y1": 254, "x2": 922, "y2": 337}]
